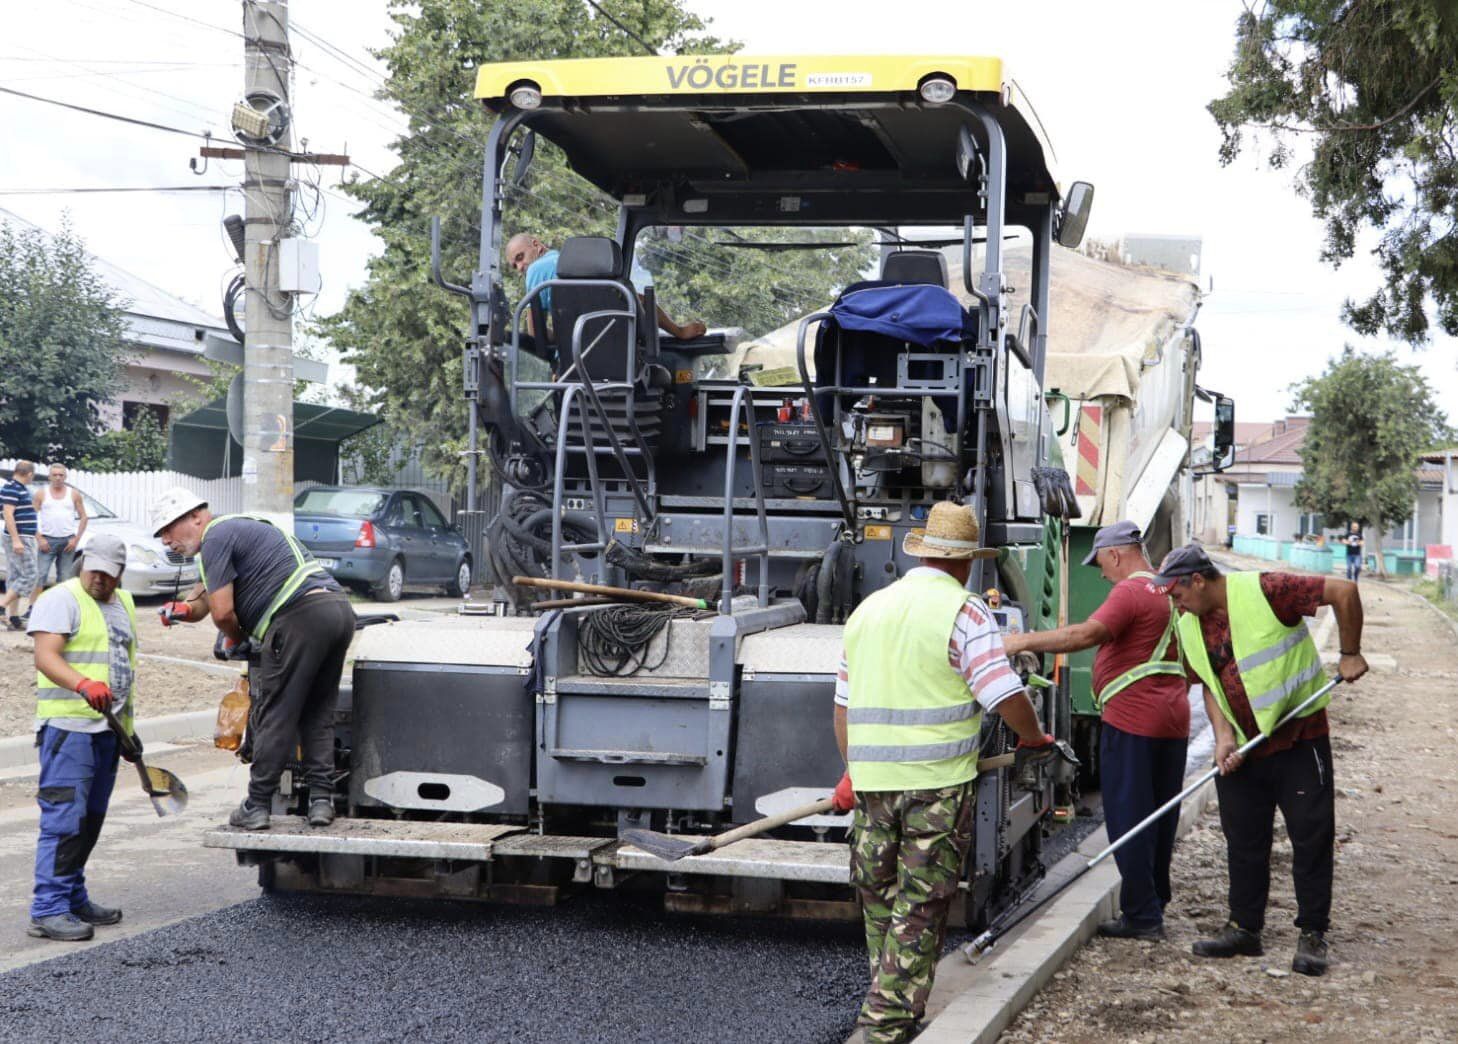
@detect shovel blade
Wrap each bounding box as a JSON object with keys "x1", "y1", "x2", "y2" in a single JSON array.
[
  {"x1": 139, "y1": 764, "x2": 188, "y2": 817},
  {"x1": 618, "y1": 828, "x2": 703, "y2": 862}
]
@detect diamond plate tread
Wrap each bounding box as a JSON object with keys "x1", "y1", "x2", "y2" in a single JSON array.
[
  {"x1": 202, "y1": 819, "x2": 524, "y2": 860},
  {"x1": 355, "y1": 615, "x2": 539, "y2": 668},
  {"x1": 491, "y1": 834, "x2": 616, "y2": 860},
  {"x1": 737, "y1": 622, "x2": 844, "y2": 676},
  {"x1": 607, "y1": 837, "x2": 850, "y2": 884}
]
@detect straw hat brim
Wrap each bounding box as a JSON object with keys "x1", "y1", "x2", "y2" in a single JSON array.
[{"x1": 902, "y1": 529, "x2": 999, "y2": 560}]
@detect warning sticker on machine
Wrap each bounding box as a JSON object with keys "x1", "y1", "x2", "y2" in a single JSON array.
[
  {"x1": 806, "y1": 72, "x2": 872, "y2": 88},
  {"x1": 613, "y1": 518, "x2": 638, "y2": 534}
]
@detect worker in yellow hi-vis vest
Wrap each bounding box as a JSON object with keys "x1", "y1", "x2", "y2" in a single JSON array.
[
  {"x1": 149, "y1": 488, "x2": 355, "y2": 833},
  {"x1": 829, "y1": 501, "x2": 1054, "y2": 1044},
  {"x1": 1150, "y1": 544, "x2": 1367, "y2": 978},
  {"x1": 26, "y1": 533, "x2": 138, "y2": 942}
]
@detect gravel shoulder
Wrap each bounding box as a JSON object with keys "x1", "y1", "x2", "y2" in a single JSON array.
[{"x1": 1000, "y1": 566, "x2": 1458, "y2": 1043}]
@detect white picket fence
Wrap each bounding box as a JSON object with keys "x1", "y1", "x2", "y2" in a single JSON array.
[{"x1": 0, "y1": 460, "x2": 244, "y2": 529}]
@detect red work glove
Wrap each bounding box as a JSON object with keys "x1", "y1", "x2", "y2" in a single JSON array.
[
  {"x1": 1017, "y1": 732, "x2": 1055, "y2": 750},
  {"x1": 159, "y1": 600, "x2": 193, "y2": 627},
  {"x1": 75, "y1": 679, "x2": 114, "y2": 713},
  {"x1": 831, "y1": 770, "x2": 855, "y2": 813}
]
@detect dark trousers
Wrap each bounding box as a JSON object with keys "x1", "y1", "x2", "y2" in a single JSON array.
[
  {"x1": 1100, "y1": 722, "x2": 1187, "y2": 928},
  {"x1": 248, "y1": 590, "x2": 355, "y2": 808},
  {"x1": 1214, "y1": 734, "x2": 1334, "y2": 932},
  {"x1": 32, "y1": 726, "x2": 118, "y2": 918}
]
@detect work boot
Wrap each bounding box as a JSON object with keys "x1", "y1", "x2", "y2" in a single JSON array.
[
  {"x1": 1292, "y1": 930, "x2": 1329, "y2": 976},
  {"x1": 72, "y1": 900, "x2": 122, "y2": 926},
  {"x1": 7, "y1": 616, "x2": 22, "y2": 631},
  {"x1": 228, "y1": 799, "x2": 270, "y2": 831},
  {"x1": 26, "y1": 913, "x2": 94, "y2": 941},
  {"x1": 1192, "y1": 920, "x2": 1263, "y2": 958},
  {"x1": 307, "y1": 797, "x2": 335, "y2": 828},
  {"x1": 1097, "y1": 917, "x2": 1165, "y2": 941}
]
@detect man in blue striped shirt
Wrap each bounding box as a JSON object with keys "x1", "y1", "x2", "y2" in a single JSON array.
[{"x1": 3, "y1": 459, "x2": 40, "y2": 629}]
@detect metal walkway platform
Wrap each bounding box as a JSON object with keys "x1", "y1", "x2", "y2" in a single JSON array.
[{"x1": 203, "y1": 819, "x2": 850, "y2": 884}]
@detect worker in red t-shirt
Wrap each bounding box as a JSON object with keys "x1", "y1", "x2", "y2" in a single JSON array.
[
  {"x1": 1004, "y1": 520, "x2": 1188, "y2": 941},
  {"x1": 1149, "y1": 544, "x2": 1367, "y2": 977}
]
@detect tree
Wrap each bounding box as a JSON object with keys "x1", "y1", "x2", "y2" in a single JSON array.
[
  {"x1": 79, "y1": 407, "x2": 168, "y2": 471},
  {"x1": 1209, "y1": 1, "x2": 1458, "y2": 344},
  {"x1": 1291, "y1": 347, "x2": 1449, "y2": 574},
  {"x1": 0, "y1": 217, "x2": 130, "y2": 461},
  {"x1": 317, "y1": 0, "x2": 874, "y2": 489}
]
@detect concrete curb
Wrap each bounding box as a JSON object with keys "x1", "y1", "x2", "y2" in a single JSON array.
[
  {"x1": 0, "y1": 709, "x2": 215, "y2": 771},
  {"x1": 917, "y1": 775, "x2": 1217, "y2": 1043}
]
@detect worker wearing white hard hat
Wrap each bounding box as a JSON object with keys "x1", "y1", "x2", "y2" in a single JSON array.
[{"x1": 150, "y1": 488, "x2": 355, "y2": 834}]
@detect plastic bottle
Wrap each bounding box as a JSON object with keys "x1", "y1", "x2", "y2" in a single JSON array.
[{"x1": 214, "y1": 670, "x2": 250, "y2": 752}]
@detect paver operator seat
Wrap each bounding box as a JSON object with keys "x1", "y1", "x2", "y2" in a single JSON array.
[{"x1": 547, "y1": 235, "x2": 665, "y2": 450}]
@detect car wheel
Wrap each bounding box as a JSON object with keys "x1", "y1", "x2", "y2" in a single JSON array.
[
  {"x1": 371, "y1": 559, "x2": 404, "y2": 603},
  {"x1": 446, "y1": 558, "x2": 471, "y2": 597}
]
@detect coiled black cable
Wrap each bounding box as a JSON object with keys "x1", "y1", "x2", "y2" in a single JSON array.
[{"x1": 578, "y1": 603, "x2": 682, "y2": 676}]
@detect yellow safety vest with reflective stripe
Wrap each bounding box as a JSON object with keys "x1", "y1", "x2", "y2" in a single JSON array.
[
  {"x1": 844, "y1": 570, "x2": 983, "y2": 792},
  {"x1": 197, "y1": 514, "x2": 328, "y2": 640},
  {"x1": 35, "y1": 577, "x2": 137, "y2": 733},
  {"x1": 1177, "y1": 571, "x2": 1329, "y2": 745},
  {"x1": 1093, "y1": 571, "x2": 1185, "y2": 710}
]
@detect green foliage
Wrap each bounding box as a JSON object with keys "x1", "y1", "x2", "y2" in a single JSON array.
[
  {"x1": 79, "y1": 407, "x2": 168, "y2": 471},
  {"x1": 1291, "y1": 347, "x2": 1450, "y2": 533},
  {"x1": 1209, "y1": 1, "x2": 1458, "y2": 343},
  {"x1": 0, "y1": 217, "x2": 131, "y2": 461}
]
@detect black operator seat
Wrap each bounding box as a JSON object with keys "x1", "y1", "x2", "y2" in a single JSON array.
[
  {"x1": 549, "y1": 235, "x2": 664, "y2": 446},
  {"x1": 880, "y1": 249, "x2": 948, "y2": 287}
]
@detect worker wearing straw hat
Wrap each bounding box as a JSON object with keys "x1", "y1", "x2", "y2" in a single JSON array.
[{"x1": 829, "y1": 500, "x2": 1055, "y2": 1044}]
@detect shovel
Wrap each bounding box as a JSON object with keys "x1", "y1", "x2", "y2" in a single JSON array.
[
  {"x1": 102, "y1": 706, "x2": 189, "y2": 818},
  {"x1": 622, "y1": 796, "x2": 838, "y2": 862}
]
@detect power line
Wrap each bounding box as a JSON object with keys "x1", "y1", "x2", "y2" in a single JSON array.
[
  {"x1": 0, "y1": 85, "x2": 212, "y2": 139},
  {"x1": 583, "y1": 0, "x2": 658, "y2": 57},
  {"x1": 0, "y1": 185, "x2": 232, "y2": 195},
  {"x1": 120, "y1": 0, "x2": 243, "y2": 39}
]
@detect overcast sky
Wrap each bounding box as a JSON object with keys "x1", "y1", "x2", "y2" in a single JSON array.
[{"x1": 4, "y1": 0, "x2": 1456, "y2": 425}]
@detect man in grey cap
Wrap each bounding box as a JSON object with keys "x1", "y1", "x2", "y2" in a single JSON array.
[
  {"x1": 1003, "y1": 520, "x2": 1189, "y2": 939},
  {"x1": 25, "y1": 532, "x2": 142, "y2": 941}
]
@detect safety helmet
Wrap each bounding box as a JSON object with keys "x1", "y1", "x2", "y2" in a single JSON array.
[{"x1": 151, "y1": 486, "x2": 208, "y2": 537}]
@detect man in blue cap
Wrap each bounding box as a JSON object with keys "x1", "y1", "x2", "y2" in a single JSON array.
[
  {"x1": 1150, "y1": 543, "x2": 1366, "y2": 976},
  {"x1": 1004, "y1": 520, "x2": 1188, "y2": 940}
]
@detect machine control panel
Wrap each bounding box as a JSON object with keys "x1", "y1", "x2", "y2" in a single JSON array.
[{"x1": 992, "y1": 605, "x2": 1026, "y2": 636}]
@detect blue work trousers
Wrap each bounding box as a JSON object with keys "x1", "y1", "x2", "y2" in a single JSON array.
[
  {"x1": 32, "y1": 725, "x2": 119, "y2": 919},
  {"x1": 1100, "y1": 722, "x2": 1187, "y2": 929}
]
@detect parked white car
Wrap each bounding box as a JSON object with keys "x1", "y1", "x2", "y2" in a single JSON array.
[{"x1": 0, "y1": 482, "x2": 198, "y2": 598}]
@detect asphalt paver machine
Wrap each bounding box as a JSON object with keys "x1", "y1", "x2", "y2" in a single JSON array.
[{"x1": 208, "y1": 54, "x2": 1094, "y2": 928}]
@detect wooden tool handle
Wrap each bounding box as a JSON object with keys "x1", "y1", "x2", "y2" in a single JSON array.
[
  {"x1": 705, "y1": 797, "x2": 836, "y2": 852},
  {"x1": 980, "y1": 752, "x2": 1015, "y2": 771},
  {"x1": 512, "y1": 575, "x2": 708, "y2": 609}
]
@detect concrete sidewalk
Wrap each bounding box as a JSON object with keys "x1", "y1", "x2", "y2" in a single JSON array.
[{"x1": 0, "y1": 709, "x2": 215, "y2": 772}]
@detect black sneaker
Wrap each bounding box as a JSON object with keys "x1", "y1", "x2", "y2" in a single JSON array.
[
  {"x1": 228, "y1": 799, "x2": 270, "y2": 831},
  {"x1": 1097, "y1": 917, "x2": 1165, "y2": 941},
  {"x1": 307, "y1": 797, "x2": 335, "y2": 828},
  {"x1": 72, "y1": 900, "x2": 122, "y2": 926},
  {"x1": 7, "y1": 616, "x2": 23, "y2": 631},
  {"x1": 26, "y1": 913, "x2": 94, "y2": 941},
  {"x1": 1292, "y1": 930, "x2": 1329, "y2": 976},
  {"x1": 1192, "y1": 920, "x2": 1264, "y2": 958}
]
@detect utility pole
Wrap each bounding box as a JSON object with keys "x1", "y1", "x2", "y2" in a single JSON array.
[{"x1": 240, "y1": 0, "x2": 294, "y2": 523}]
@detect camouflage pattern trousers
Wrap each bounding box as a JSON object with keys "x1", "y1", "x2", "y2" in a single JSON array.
[{"x1": 849, "y1": 779, "x2": 976, "y2": 1044}]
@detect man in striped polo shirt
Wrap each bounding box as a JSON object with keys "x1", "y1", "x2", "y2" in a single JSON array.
[
  {"x1": 830, "y1": 501, "x2": 1055, "y2": 1044},
  {"x1": 3, "y1": 460, "x2": 40, "y2": 630}
]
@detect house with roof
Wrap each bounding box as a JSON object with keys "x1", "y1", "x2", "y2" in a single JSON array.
[
  {"x1": 1, "y1": 206, "x2": 229, "y2": 434},
  {"x1": 1191, "y1": 414, "x2": 1443, "y2": 573}
]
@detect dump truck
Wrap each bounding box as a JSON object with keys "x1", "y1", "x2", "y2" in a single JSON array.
[{"x1": 206, "y1": 54, "x2": 1129, "y2": 928}]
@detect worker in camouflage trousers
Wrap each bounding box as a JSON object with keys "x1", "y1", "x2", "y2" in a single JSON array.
[{"x1": 831, "y1": 502, "x2": 1056, "y2": 1044}]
